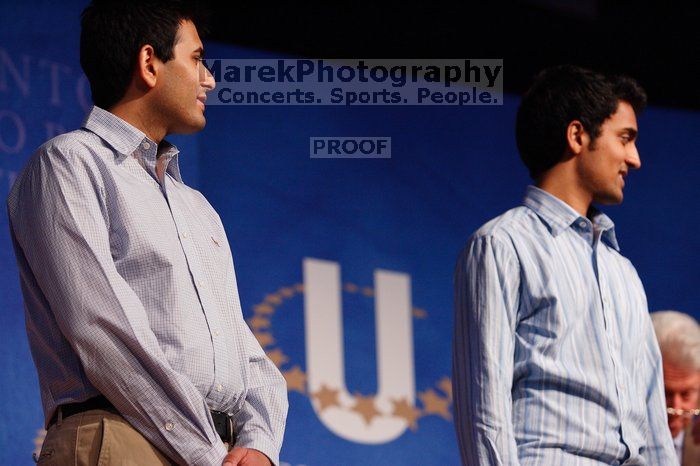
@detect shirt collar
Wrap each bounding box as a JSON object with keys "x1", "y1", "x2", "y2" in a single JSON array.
[
  {"x1": 673, "y1": 429, "x2": 684, "y2": 447},
  {"x1": 522, "y1": 185, "x2": 620, "y2": 251},
  {"x1": 82, "y1": 106, "x2": 182, "y2": 183}
]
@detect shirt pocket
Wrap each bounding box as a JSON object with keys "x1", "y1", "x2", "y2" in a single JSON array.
[{"x1": 198, "y1": 212, "x2": 232, "y2": 277}]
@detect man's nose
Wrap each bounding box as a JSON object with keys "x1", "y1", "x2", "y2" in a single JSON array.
[
  {"x1": 626, "y1": 144, "x2": 641, "y2": 170},
  {"x1": 669, "y1": 393, "x2": 683, "y2": 408},
  {"x1": 201, "y1": 68, "x2": 216, "y2": 91}
]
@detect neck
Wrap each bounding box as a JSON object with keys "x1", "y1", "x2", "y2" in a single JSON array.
[
  {"x1": 109, "y1": 98, "x2": 165, "y2": 144},
  {"x1": 536, "y1": 164, "x2": 592, "y2": 217}
]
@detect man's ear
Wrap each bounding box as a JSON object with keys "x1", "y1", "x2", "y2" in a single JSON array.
[
  {"x1": 135, "y1": 44, "x2": 159, "y2": 89},
  {"x1": 565, "y1": 120, "x2": 589, "y2": 155}
]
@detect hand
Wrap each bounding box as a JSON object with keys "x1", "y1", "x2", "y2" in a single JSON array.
[{"x1": 222, "y1": 447, "x2": 272, "y2": 466}]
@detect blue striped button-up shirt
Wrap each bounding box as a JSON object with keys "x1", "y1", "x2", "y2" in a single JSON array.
[
  {"x1": 453, "y1": 186, "x2": 676, "y2": 465},
  {"x1": 7, "y1": 106, "x2": 287, "y2": 465}
]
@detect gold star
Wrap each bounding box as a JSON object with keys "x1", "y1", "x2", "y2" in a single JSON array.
[
  {"x1": 278, "y1": 287, "x2": 295, "y2": 298},
  {"x1": 361, "y1": 287, "x2": 374, "y2": 297},
  {"x1": 264, "y1": 294, "x2": 282, "y2": 305},
  {"x1": 312, "y1": 384, "x2": 340, "y2": 411},
  {"x1": 248, "y1": 315, "x2": 270, "y2": 330},
  {"x1": 266, "y1": 348, "x2": 289, "y2": 367},
  {"x1": 418, "y1": 389, "x2": 451, "y2": 420},
  {"x1": 412, "y1": 307, "x2": 428, "y2": 319},
  {"x1": 283, "y1": 366, "x2": 307, "y2": 393},
  {"x1": 352, "y1": 393, "x2": 381, "y2": 424},
  {"x1": 294, "y1": 283, "x2": 304, "y2": 292},
  {"x1": 254, "y1": 332, "x2": 274, "y2": 348},
  {"x1": 438, "y1": 377, "x2": 452, "y2": 401},
  {"x1": 391, "y1": 398, "x2": 421, "y2": 431},
  {"x1": 343, "y1": 283, "x2": 359, "y2": 293},
  {"x1": 254, "y1": 303, "x2": 274, "y2": 314}
]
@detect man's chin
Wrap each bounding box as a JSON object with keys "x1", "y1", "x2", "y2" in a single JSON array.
[
  {"x1": 172, "y1": 118, "x2": 206, "y2": 135},
  {"x1": 594, "y1": 190, "x2": 624, "y2": 206},
  {"x1": 669, "y1": 423, "x2": 685, "y2": 438}
]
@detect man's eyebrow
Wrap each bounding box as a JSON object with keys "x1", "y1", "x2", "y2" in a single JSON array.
[
  {"x1": 620, "y1": 127, "x2": 638, "y2": 139},
  {"x1": 193, "y1": 46, "x2": 204, "y2": 56}
]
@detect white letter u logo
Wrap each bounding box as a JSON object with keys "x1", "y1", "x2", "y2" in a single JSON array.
[{"x1": 303, "y1": 258, "x2": 415, "y2": 443}]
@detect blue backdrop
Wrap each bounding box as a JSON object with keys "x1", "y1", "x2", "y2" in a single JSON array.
[{"x1": 1, "y1": 2, "x2": 698, "y2": 465}]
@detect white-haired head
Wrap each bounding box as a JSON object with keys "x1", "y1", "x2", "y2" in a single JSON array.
[{"x1": 651, "y1": 310, "x2": 700, "y2": 371}]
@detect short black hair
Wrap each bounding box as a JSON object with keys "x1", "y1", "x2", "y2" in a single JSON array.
[
  {"x1": 80, "y1": 0, "x2": 207, "y2": 110},
  {"x1": 515, "y1": 65, "x2": 647, "y2": 180}
]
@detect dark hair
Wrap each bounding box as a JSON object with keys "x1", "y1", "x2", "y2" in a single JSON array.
[
  {"x1": 80, "y1": 0, "x2": 207, "y2": 109},
  {"x1": 515, "y1": 65, "x2": 647, "y2": 180}
]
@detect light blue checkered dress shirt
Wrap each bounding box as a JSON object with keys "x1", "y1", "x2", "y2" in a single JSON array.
[
  {"x1": 7, "y1": 106, "x2": 288, "y2": 466},
  {"x1": 453, "y1": 186, "x2": 677, "y2": 465}
]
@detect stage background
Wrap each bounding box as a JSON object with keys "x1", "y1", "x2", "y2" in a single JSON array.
[{"x1": 1, "y1": 2, "x2": 698, "y2": 465}]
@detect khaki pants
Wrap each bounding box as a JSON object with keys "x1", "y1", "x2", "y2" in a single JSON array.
[{"x1": 36, "y1": 409, "x2": 173, "y2": 465}]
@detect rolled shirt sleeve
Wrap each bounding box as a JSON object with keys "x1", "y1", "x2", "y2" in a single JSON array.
[{"x1": 453, "y1": 234, "x2": 521, "y2": 465}]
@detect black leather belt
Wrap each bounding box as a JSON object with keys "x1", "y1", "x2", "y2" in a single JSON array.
[
  {"x1": 210, "y1": 408, "x2": 237, "y2": 445},
  {"x1": 48, "y1": 395, "x2": 117, "y2": 427},
  {"x1": 49, "y1": 395, "x2": 236, "y2": 445}
]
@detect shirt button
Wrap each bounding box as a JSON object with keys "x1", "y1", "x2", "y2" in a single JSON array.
[
  {"x1": 198, "y1": 280, "x2": 204, "y2": 288},
  {"x1": 579, "y1": 221, "x2": 587, "y2": 228},
  {"x1": 181, "y1": 232, "x2": 188, "y2": 239},
  {"x1": 213, "y1": 330, "x2": 220, "y2": 337},
  {"x1": 142, "y1": 142, "x2": 151, "y2": 150},
  {"x1": 165, "y1": 421, "x2": 174, "y2": 431},
  {"x1": 216, "y1": 384, "x2": 223, "y2": 392}
]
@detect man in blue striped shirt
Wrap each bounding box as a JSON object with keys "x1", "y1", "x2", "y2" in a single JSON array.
[{"x1": 453, "y1": 65, "x2": 677, "y2": 465}]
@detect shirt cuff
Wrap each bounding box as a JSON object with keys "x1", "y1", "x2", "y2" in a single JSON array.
[
  {"x1": 235, "y1": 435, "x2": 280, "y2": 466},
  {"x1": 192, "y1": 440, "x2": 228, "y2": 466}
]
